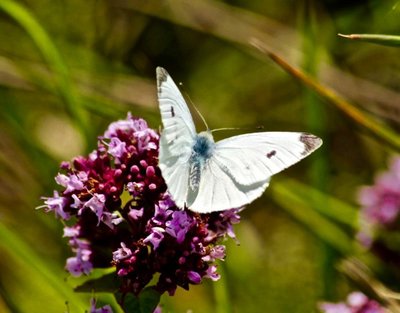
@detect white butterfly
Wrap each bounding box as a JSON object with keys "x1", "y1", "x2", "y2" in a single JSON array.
[{"x1": 156, "y1": 67, "x2": 322, "y2": 213}]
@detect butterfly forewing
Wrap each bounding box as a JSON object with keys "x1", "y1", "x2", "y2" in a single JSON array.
[
  {"x1": 157, "y1": 67, "x2": 196, "y2": 152},
  {"x1": 157, "y1": 67, "x2": 194, "y2": 207}
]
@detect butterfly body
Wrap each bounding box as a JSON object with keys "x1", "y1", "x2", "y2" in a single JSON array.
[
  {"x1": 189, "y1": 131, "x2": 215, "y2": 190},
  {"x1": 156, "y1": 67, "x2": 322, "y2": 213}
]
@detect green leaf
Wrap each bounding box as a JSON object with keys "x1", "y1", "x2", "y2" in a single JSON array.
[
  {"x1": 338, "y1": 33, "x2": 400, "y2": 47},
  {"x1": 281, "y1": 179, "x2": 358, "y2": 229},
  {"x1": 74, "y1": 272, "x2": 121, "y2": 293},
  {"x1": 137, "y1": 288, "x2": 161, "y2": 313},
  {"x1": 115, "y1": 287, "x2": 161, "y2": 313}
]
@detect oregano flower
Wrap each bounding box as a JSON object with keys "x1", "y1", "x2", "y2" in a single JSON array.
[{"x1": 40, "y1": 113, "x2": 240, "y2": 302}]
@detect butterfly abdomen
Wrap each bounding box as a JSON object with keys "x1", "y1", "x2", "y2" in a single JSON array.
[{"x1": 189, "y1": 132, "x2": 215, "y2": 190}]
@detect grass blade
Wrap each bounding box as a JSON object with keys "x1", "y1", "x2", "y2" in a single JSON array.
[
  {"x1": 271, "y1": 181, "x2": 354, "y2": 255},
  {"x1": 281, "y1": 179, "x2": 358, "y2": 229},
  {"x1": 338, "y1": 33, "x2": 400, "y2": 47},
  {"x1": 250, "y1": 38, "x2": 400, "y2": 150},
  {"x1": 0, "y1": 223, "x2": 88, "y2": 312},
  {"x1": 0, "y1": 0, "x2": 89, "y2": 144}
]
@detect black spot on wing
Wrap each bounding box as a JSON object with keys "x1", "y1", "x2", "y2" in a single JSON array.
[
  {"x1": 300, "y1": 133, "x2": 322, "y2": 156},
  {"x1": 266, "y1": 150, "x2": 276, "y2": 158},
  {"x1": 171, "y1": 106, "x2": 175, "y2": 117},
  {"x1": 156, "y1": 67, "x2": 168, "y2": 88}
]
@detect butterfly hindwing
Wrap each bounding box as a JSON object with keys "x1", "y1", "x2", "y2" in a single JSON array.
[
  {"x1": 188, "y1": 132, "x2": 322, "y2": 213},
  {"x1": 188, "y1": 158, "x2": 270, "y2": 213}
]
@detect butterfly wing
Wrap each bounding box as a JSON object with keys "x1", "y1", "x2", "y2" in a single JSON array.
[
  {"x1": 157, "y1": 67, "x2": 196, "y2": 208},
  {"x1": 188, "y1": 132, "x2": 322, "y2": 213}
]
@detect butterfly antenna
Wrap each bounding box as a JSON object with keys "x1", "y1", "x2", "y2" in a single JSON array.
[
  {"x1": 179, "y1": 82, "x2": 209, "y2": 130},
  {"x1": 211, "y1": 125, "x2": 264, "y2": 133},
  {"x1": 210, "y1": 127, "x2": 241, "y2": 133}
]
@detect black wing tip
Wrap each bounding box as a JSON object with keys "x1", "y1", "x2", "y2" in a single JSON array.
[
  {"x1": 300, "y1": 133, "x2": 323, "y2": 155},
  {"x1": 156, "y1": 67, "x2": 168, "y2": 85}
]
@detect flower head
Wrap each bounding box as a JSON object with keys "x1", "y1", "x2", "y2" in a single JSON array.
[{"x1": 41, "y1": 113, "x2": 240, "y2": 297}]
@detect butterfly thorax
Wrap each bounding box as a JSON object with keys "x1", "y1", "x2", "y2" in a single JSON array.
[{"x1": 189, "y1": 131, "x2": 215, "y2": 190}]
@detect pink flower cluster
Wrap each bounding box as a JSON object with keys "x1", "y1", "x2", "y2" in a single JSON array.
[{"x1": 41, "y1": 114, "x2": 240, "y2": 296}]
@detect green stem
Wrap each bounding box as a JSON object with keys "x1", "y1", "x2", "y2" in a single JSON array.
[
  {"x1": 213, "y1": 261, "x2": 231, "y2": 313},
  {"x1": 339, "y1": 33, "x2": 400, "y2": 47}
]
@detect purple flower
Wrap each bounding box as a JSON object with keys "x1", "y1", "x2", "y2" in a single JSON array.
[
  {"x1": 165, "y1": 211, "x2": 194, "y2": 244},
  {"x1": 84, "y1": 193, "x2": 106, "y2": 224},
  {"x1": 205, "y1": 265, "x2": 220, "y2": 281},
  {"x1": 202, "y1": 245, "x2": 225, "y2": 262},
  {"x1": 63, "y1": 225, "x2": 80, "y2": 238},
  {"x1": 90, "y1": 298, "x2": 113, "y2": 313},
  {"x1": 41, "y1": 191, "x2": 70, "y2": 220},
  {"x1": 108, "y1": 137, "x2": 127, "y2": 160},
  {"x1": 128, "y1": 208, "x2": 143, "y2": 220},
  {"x1": 187, "y1": 271, "x2": 201, "y2": 284},
  {"x1": 66, "y1": 237, "x2": 93, "y2": 276},
  {"x1": 101, "y1": 212, "x2": 123, "y2": 229},
  {"x1": 71, "y1": 194, "x2": 84, "y2": 209},
  {"x1": 206, "y1": 208, "x2": 241, "y2": 242},
  {"x1": 40, "y1": 113, "x2": 241, "y2": 298},
  {"x1": 136, "y1": 129, "x2": 158, "y2": 152},
  {"x1": 143, "y1": 227, "x2": 165, "y2": 250},
  {"x1": 113, "y1": 242, "x2": 133, "y2": 261},
  {"x1": 55, "y1": 172, "x2": 86, "y2": 193},
  {"x1": 127, "y1": 182, "x2": 145, "y2": 197},
  {"x1": 152, "y1": 200, "x2": 173, "y2": 225},
  {"x1": 319, "y1": 292, "x2": 386, "y2": 313}
]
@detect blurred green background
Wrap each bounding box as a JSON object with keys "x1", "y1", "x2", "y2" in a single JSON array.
[{"x1": 1, "y1": 0, "x2": 400, "y2": 312}]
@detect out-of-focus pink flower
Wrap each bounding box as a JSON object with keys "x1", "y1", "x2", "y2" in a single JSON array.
[
  {"x1": 319, "y1": 292, "x2": 386, "y2": 313},
  {"x1": 358, "y1": 156, "x2": 400, "y2": 245}
]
